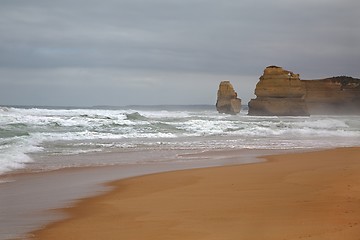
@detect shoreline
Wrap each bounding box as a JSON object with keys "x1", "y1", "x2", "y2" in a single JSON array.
[
  {"x1": 32, "y1": 147, "x2": 360, "y2": 239},
  {"x1": 1, "y1": 148, "x2": 283, "y2": 240}
]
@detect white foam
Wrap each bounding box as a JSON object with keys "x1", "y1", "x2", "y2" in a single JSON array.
[
  {"x1": 0, "y1": 151, "x2": 34, "y2": 174},
  {"x1": 1, "y1": 107, "x2": 360, "y2": 175}
]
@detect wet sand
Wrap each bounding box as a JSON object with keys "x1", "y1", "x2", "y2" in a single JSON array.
[
  {"x1": 0, "y1": 148, "x2": 272, "y2": 240},
  {"x1": 33, "y1": 147, "x2": 360, "y2": 239}
]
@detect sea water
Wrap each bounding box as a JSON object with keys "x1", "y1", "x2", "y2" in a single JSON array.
[
  {"x1": 1, "y1": 105, "x2": 360, "y2": 240},
  {"x1": 1, "y1": 105, "x2": 359, "y2": 175}
]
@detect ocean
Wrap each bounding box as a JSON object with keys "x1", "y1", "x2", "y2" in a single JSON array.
[
  {"x1": 1, "y1": 105, "x2": 360, "y2": 240},
  {"x1": 1, "y1": 105, "x2": 359, "y2": 176}
]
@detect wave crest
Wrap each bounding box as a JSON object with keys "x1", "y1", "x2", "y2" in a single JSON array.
[{"x1": 125, "y1": 112, "x2": 148, "y2": 121}]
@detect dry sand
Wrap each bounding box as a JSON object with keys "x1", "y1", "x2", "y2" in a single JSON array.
[{"x1": 33, "y1": 147, "x2": 360, "y2": 240}]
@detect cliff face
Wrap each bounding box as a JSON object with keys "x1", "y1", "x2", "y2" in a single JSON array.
[
  {"x1": 248, "y1": 66, "x2": 360, "y2": 115},
  {"x1": 248, "y1": 66, "x2": 309, "y2": 116},
  {"x1": 216, "y1": 81, "x2": 241, "y2": 115},
  {"x1": 304, "y1": 77, "x2": 360, "y2": 114}
]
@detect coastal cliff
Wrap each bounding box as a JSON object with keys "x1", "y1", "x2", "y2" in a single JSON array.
[
  {"x1": 248, "y1": 66, "x2": 360, "y2": 115},
  {"x1": 304, "y1": 77, "x2": 360, "y2": 114},
  {"x1": 216, "y1": 81, "x2": 241, "y2": 115}
]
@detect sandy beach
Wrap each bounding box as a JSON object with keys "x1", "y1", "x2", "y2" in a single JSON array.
[
  {"x1": 0, "y1": 148, "x2": 273, "y2": 240},
  {"x1": 32, "y1": 147, "x2": 360, "y2": 240}
]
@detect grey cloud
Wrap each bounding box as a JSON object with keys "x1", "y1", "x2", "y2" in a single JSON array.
[{"x1": 0, "y1": 0, "x2": 359, "y2": 106}]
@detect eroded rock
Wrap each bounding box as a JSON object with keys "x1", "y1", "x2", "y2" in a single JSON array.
[
  {"x1": 249, "y1": 66, "x2": 309, "y2": 116},
  {"x1": 216, "y1": 81, "x2": 241, "y2": 115},
  {"x1": 248, "y1": 66, "x2": 360, "y2": 115}
]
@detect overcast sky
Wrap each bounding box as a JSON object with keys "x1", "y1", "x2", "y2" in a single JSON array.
[{"x1": 0, "y1": 0, "x2": 359, "y2": 107}]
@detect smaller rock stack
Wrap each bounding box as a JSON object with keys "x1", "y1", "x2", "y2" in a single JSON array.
[{"x1": 216, "y1": 81, "x2": 241, "y2": 115}]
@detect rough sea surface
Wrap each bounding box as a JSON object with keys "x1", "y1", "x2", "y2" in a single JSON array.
[{"x1": 1, "y1": 105, "x2": 360, "y2": 175}]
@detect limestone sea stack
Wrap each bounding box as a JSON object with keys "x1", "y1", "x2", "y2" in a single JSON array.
[
  {"x1": 248, "y1": 66, "x2": 309, "y2": 116},
  {"x1": 248, "y1": 66, "x2": 360, "y2": 116},
  {"x1": 216, "y1": 81, "x2": 241, "y2": 115}
]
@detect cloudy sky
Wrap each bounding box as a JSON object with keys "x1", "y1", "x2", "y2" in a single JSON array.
[{"x1": 0, "y1": 0, "x2": 359, "y2": 107}]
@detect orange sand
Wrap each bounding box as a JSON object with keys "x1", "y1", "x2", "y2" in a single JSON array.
[{"x1": 33, "y1": 147, "x2": 360, "y2": 239}]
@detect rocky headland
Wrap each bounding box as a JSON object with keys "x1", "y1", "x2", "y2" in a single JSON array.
[
  {"x1": 216, "y1": 81, "x2": 241, "y2": 115},
  {"x1": 248, "y1": 66, "x2": 360, "y2": 116},
  {"x1": 303, "y1": 76, "x2": 360, "y2": 115}
]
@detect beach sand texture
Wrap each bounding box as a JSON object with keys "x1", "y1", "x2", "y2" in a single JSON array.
[{"x1": 33, "y1": 148, "x2": 360, "y2": 239}]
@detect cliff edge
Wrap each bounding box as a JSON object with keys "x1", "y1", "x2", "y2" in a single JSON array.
[{"x1": 304, "y1": 76, "x2": 360, "y2": 114}]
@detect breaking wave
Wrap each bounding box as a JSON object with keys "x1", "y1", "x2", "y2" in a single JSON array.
[
  {"x1": 0, "y1": 106, "x2": 359, "y2": 174},
  {"x1": 125, "y1": 112, "x2": 148, "y2": 121}
]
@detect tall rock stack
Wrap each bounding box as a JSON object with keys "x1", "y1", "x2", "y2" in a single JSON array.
[
  {"x1": 248, "y1": 66, "x2": 309, "y2": 116},
  {"x1": 216, "y1": 81, "x2": 241, "y2": 115}
]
